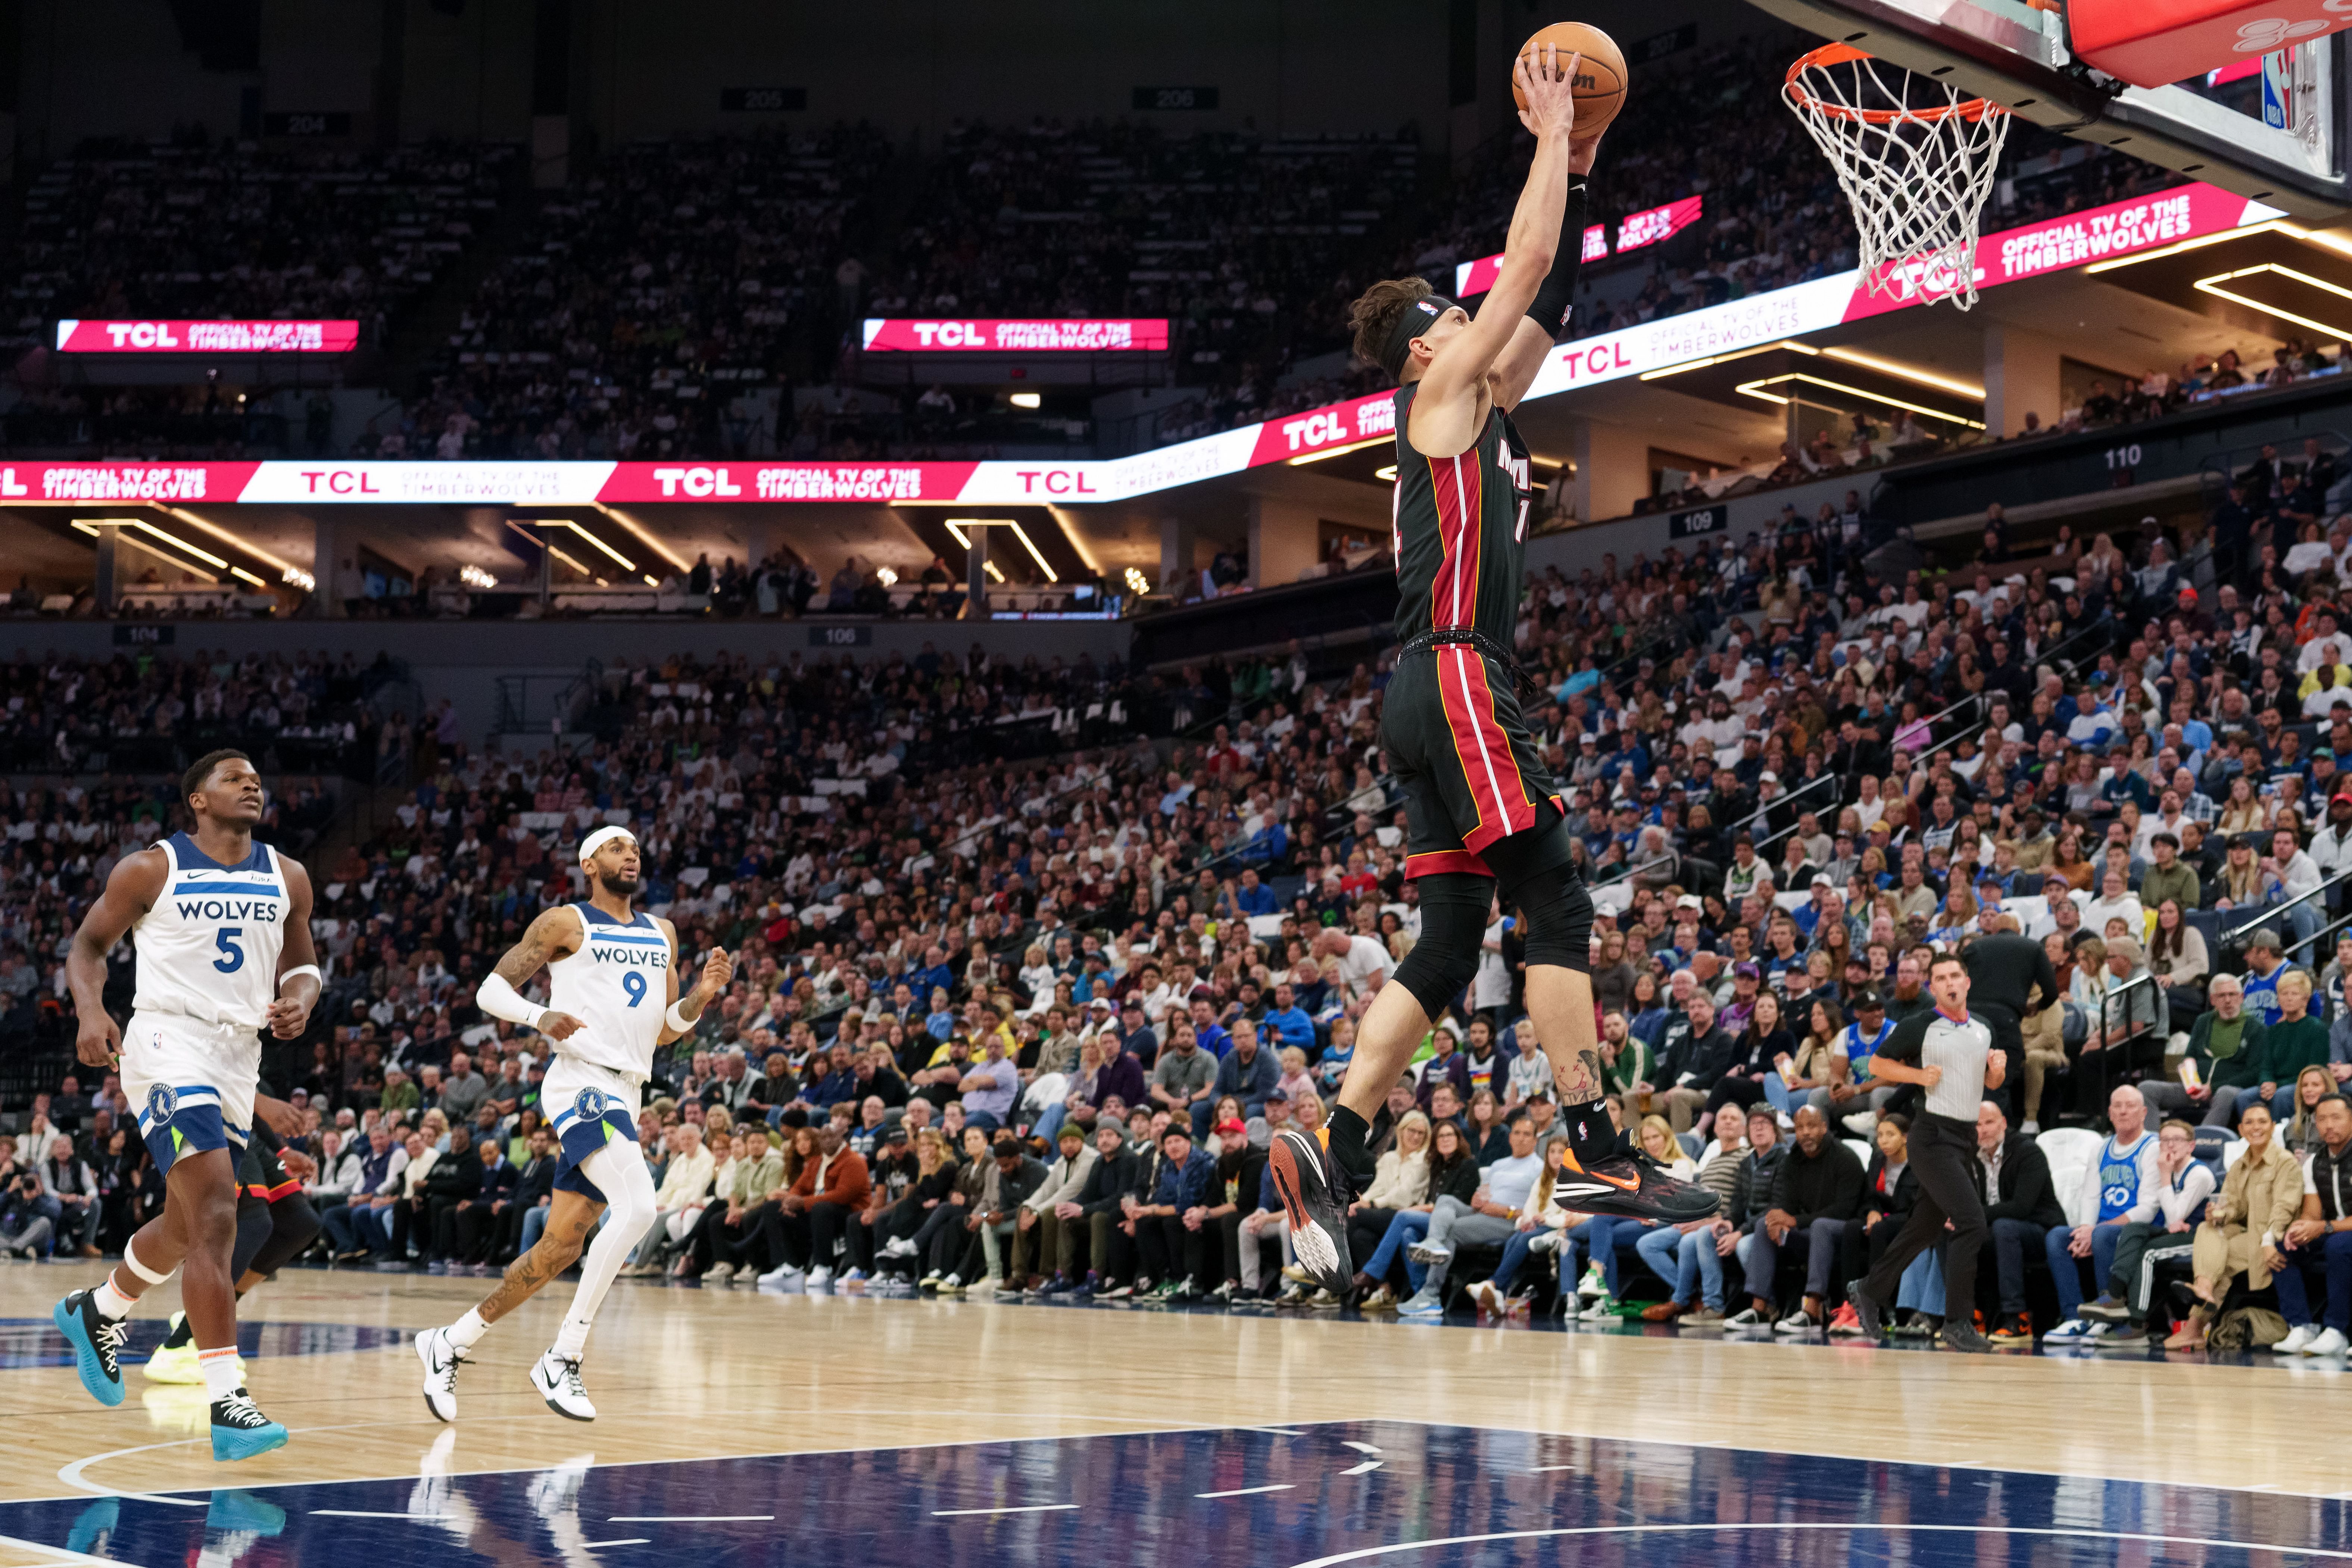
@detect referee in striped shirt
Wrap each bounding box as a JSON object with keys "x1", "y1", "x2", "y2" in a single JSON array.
[{"x1": 1849, "y1": 952, "x2": 2007, "y2": 1352}]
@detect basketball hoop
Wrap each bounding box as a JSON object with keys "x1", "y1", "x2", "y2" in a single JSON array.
[{"x1": 1784, "y1": 43, "x2": 2011, "y2": 310}]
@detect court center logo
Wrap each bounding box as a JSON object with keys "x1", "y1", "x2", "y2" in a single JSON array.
[
  {"x1": 572, "y1": 1087, "x2": 610, "y2": 1123},
  {"x1": 144, "y1": 1083, "x2": 178, "y2": 1127}
]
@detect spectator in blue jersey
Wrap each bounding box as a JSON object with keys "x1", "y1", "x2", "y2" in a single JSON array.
[
  {"x1": 2040, "y1": 1086, "x2": 2161, "y2": 1343},
  {"x1": 2237, "y1": 930, "x2": 2290, "y2": 1026},
  {"x1": 1823, "y1": 989, "x2": 1898, "y2": 1126},
  {"x1": 958, "y1": 1034, "x2": 1021, "y2": 1132},
  {"x1": 1188, "y1": 997, "x2": 1233, "y2": 1061}
]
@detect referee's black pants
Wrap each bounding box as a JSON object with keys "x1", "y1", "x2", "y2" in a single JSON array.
[{"x1": 1861, "y1": 1111, "x2": 1986, "y2": 1321}]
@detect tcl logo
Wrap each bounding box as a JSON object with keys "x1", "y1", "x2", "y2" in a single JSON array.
[
  {"x1": 105, "y1": 322, "x2": 182, "y2": 348},
  {"x1": 649, "y1": 466, "x2": 743, "y2": 496},
  {"x1": 1283, "y1": 412, "x2": 1350, "y2": 451},
  {"x1": 911, "y1": 322, "x2": 989, "y2": 348},
  {"x1": 1014, "y1": 469, "x2": 1098, "y2": 495},
  {"x1": 1556, "y1": 341, "x2": 1635, "y2": 380},
  {"x1": 299, "y1": 469, "x2": 380, "y2": 494}
]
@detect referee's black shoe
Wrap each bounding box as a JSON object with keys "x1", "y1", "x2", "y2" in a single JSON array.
[
  {"x1": 1552, "y1": 1138, "x2": 1721, "y2": 1224},
  {"x1": 1269, "y1": 1129, "x2": 1353, "y2": 1295}
]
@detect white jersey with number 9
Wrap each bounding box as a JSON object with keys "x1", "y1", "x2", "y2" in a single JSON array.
[{"x1": 545, "y1": 902, "x2": 674, "y2": 1078}]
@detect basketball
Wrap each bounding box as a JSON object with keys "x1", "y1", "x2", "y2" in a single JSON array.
[{"x1": 1512, "y1": 21, "x2": 1628, "y2": 137}]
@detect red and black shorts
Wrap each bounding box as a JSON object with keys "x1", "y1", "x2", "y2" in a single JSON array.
[{"x1": 1383, "y1": 642, "x2": 1568, "y2": 882}]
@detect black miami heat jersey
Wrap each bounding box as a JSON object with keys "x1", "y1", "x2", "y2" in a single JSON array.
[{"x1": 1390, "y1": 382, "x2": 1535, "y2": 646}]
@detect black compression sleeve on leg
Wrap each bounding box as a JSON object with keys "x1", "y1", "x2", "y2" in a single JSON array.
[
  {"x1": 1391, "y1": 871, "x2": 1494, "y2": 1016},
  {"x1": 245, "y1": 1195, "x2": 322, "y2": 1283},
  {"x1": 228, "y1": 1193, "x2": 272, "y2": 1280},
  {"x1": 1526, "y1": 180, "x2": 1591, "y2": 342}
]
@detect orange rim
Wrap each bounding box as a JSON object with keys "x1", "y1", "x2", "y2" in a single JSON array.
[{"x1": 1784, "y1": 41, "x2": 2004, "y2": 125}]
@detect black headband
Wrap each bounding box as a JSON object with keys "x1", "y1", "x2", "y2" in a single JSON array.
[{"x1": 1380, "y1": 293, "x2": 1458, "y2": 380}]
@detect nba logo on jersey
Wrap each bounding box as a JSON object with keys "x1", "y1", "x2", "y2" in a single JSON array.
[
  {"x1": 144, "y1": 1083, "x2": 178, "y2": 1127},
  {"x1": 573, "y1": 1087, "x2": 609, "y2": 1122}
]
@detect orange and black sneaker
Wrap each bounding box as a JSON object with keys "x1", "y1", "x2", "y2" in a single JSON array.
[
  {"x1": 1269, "y1": 1128, "x2": 1353, "y2": 1295},
  {"x1": 1551, "y1": 1140, "x2": 1721, "y2": 1223}
]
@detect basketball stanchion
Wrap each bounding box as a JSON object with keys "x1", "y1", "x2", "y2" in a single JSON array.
[{"x1": 1783, "y1": 42, "x2": 2011, "y2": 310}]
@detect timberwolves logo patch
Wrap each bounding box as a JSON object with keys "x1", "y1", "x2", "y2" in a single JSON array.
[
  {"x1": 572, "y1": 1087, "x2": 610, "y2": 1123},
  {"x1": 144, "y1": 1084, "x2": 178, "y2": 1127}
]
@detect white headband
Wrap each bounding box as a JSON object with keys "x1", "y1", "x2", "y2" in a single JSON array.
[{"x1": 578, "y1": 825, "x2": 637, "y2": 865}]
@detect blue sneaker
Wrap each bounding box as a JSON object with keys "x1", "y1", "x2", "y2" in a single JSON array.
[
  {"x1": 66, "y1": 1497, "x2": 118, "y2": 1555},
  {"x1": 53, "y1": 1290, "x2": 128, "y2": 1407},
  {"x1": 1065, "y1": 1281, "x2": 1094, "y2": 1302},
  {"x1": 1397, "y1": 1293, "x2": 1445, "y2": 1319},
  {"x1": 210, "y1": 1392, "x2": 288, "y2": 1462}
]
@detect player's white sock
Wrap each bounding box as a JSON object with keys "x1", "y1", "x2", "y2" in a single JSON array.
[
  {"x1": 93, "y1": 1276, "x2": 138, "y2": 1321},
  {"x1": 199, "y1": 1347, "x2": 242, "y2": 1402},
  {"x1": 553, "y1": 1139, "x2": 658, "y2": 1361},
  {"x1": 445, "y1": 1308, "x2": 490, "y2": 1351}
]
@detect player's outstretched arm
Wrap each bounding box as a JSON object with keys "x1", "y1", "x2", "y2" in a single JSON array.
[
  {"x1": 1490, "y1": 128, "x2": 1603, "y2": 412},
  {"x1": 656, "y1": 918, "x2": 732, "y2": 1046},
  {"x1": 1413, "y1": 46, "x2": 1580, "y2": 452},
  {"x1": 65, "y1": 847, "x2": 165, "y2": 1069},
  {"x1": 477, "y1": 905, "x2": 586, "y2": 1040},
  {"x1": 267, "y1": 856, "x2": 322, "y2": 1040}
]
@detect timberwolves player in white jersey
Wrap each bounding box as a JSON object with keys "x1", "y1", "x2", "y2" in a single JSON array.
[
  {"x1": 416, "y1": 824, "x2": 730, "y2": 1421},
  {"x1": 52, "y1": 749, "x2": 319, "y2": 1462}
]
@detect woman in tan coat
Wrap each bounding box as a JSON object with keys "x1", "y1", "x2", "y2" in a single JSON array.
[{"x1": 2171, "y1": 1103, "x2": 2305, "y2": 1348}]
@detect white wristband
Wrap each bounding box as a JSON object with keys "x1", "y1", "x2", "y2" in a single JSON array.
[
  {"x1": 666, "y1": 999, "x2": 699, "y2": 1033},
  {"x1": 278, "y1": 963, "x2": 322, "y2": 990},
  {"x1": 477, "y1": 972, "x2": 547, "y2": 1031}
]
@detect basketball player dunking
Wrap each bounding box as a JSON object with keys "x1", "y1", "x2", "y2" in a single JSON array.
[
  {"x1": 416, "y1": 825, "x2": 730, "y2": 1421},
  {"x1": 52, "y1": 749, "x2": 319, "y2": 1461},
  {"x1": 1272, "y1": 45, "x2": 1717, "y2": 1293}
]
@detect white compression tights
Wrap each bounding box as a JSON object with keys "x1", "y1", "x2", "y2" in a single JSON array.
[{"x1": 552, "y1": 1137, "x2": 659, "y2": 1360}]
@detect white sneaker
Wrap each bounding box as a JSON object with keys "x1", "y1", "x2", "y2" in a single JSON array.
[
  {"x1": 966, "y1": 1277, "x2": 998, "y2": 1299},
  {"x1": 2303, "y1": 1327, "x2": 2348, "y2": 1357},
  {"x1": 414, "y1": 1327, "x2": 467, "y2": 1423},
  {"x1": 2041, "y1": 1317, "x2": 2093, "y2": 1344},
  {"x1": 701, "y1": 1262, "x2": 736, "y2": 1283},
  {"x1": 1722, "y1": 1306, "x2": 1765, "y2": 1329},
  {"x1": 2275, "y1": 1323, "x2": 2317, "y2": 1355},
  {"x1": 1467, "y1": 1280, "x2": 1504, "y2": 1315},
  {"x1": 1578, "y1": 1296, "x2": 1619, "y2": 1322},
  {"x1": 881, "y1": 1237, "x2": 917, "y2": 1258},
  {"x1": 1576, "y1": 1262, "x2": 1608, "y2": 1300},
  {"x1": 528, "y1": 1350, "x2": 596, "y2": 1422},
  {"x1": 1406, "y1": 1241, "x2": 1454, "y2": 1265},
  {"x1": 806, "y1": 1267, "x2": 833, "y2": 1291},
  {"x1": 755, "y1": 1262, "x2": 804, "y2": 1291},
  {"x1": 1774, "y1": 1309, "x2": 1819, "y2": 1335}
]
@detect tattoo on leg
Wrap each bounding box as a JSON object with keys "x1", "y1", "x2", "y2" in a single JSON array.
[
  {"x1": 1562, "y1": 1048, "x2": 1603, "y2": 1102},
  {"x1": 478, "y1": 1216, "x2": 591, "y2": 1324}
]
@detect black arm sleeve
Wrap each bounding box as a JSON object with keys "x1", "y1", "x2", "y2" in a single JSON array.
[{"x1": 1525, "y1": 180, "x2": 1591, "y2": 342}]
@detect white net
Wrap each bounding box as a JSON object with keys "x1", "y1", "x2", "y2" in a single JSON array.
[{"x1": 1784, "y1": 44, "x2": 2011, "y2": 310}]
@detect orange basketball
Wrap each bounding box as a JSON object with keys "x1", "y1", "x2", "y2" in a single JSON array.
[{"x1": 1512, "y1": 22, "x2": 1628, "y2": 138}]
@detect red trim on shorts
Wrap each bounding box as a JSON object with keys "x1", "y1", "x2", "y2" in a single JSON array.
[
  {"x1": 1406, "y1": 849, "x2": 1495, "y2": 879},
  {"x1": 1438, "y1": 646, "x2": 1537, "y2": 853}
]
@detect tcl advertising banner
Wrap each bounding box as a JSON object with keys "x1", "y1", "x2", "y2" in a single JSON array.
[
  {"x1": 13, "y1": 187, "x2": 2275, "y2": 510},
  {"x1": 54, "y1": 320, "x2": 361, "y2": 353},
  {"x1": 1840, "y1": 182, "x2": 2278, "y2": 319},
  {"x1": 860, "y1": 318, "x2": 1170, "y2": 352},
  {"x1": 1454, "y1": 196, "x2": 1702, "y2": 296}
]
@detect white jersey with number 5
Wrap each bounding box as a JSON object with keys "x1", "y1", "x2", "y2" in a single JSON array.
[
  {"x1": 131, "y1": 832, "x2": 290, "y2": 1029},
  {"x1": 545, "y1": 902, "x2": 672, "y2": 1078}
]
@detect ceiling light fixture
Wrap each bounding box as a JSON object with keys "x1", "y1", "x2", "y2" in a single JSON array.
[
  {"x1": 1733, "y1": 373, "x2": 1985, "y2": 428},
  {"x1": 1818, "y1": 345, "x2": 1987, "y2": 399},
  {"x1": 945, "y1": 518, "x2": 1056, "y2": 583},
  {"x1": 282, "y1": 565, "x2": 316, "y2": 591},
  {"x1": 229, "y1": 566, "x2": 268, "y2": 588},
  {"x1": 161, "y1": 507, "x2": 299, "y2": 575},
  {"x1": 590, "y1": 502, "x2": 692, "y2": 572},
  {"x1": 546, "y1": 544, "x2": 593, "y2": 576},
  {"x1": 1009, "y1": 391, "x2": 1043, "y2": 409},
  {"x1": 2192, "y1": 262, "x2": 2352, "y2": 341},
  {"x1": 1286, "y1": 434, "x2": 1391, "y2": 466},
  {"x1": 1124, "y1": 567, "x2": 1152, "y2": 594}
]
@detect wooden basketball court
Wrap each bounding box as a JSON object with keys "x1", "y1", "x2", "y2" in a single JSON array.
[{"x1": 0, "y1": 1262, "x2": 2346, "y2": 1567}]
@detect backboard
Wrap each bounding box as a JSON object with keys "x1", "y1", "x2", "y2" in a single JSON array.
[{"x1": 1744, "y1": 0, "x2": 2350, "y2": 219}]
